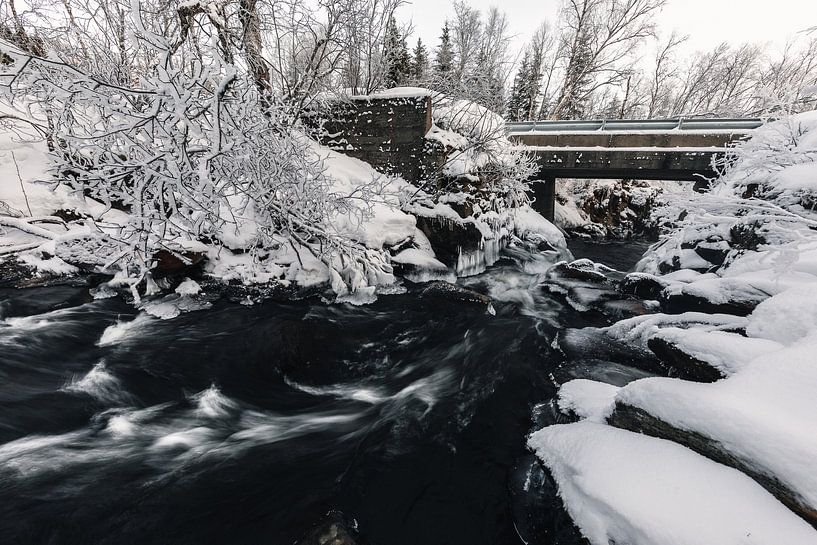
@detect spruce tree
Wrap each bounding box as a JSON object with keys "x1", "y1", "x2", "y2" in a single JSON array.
[
  {"x1": 383, "y1": 15, "x2": 411, "y2": 88},
  {"x1": 412, "y1": 38, "x2": 429, "y2": 82},
  {"x1": 434, "y1": 22, "x2": 454, "y2": 76},
  {"x1": 507, "y1": 50, "x2": 531, "y2": 122}
]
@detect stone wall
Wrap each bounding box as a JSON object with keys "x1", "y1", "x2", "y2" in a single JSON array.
[{"x1": 304, "y1": 95, "x2": 435, "y2": 182}]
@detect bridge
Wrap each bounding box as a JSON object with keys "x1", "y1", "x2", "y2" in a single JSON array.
[{"x1": 507, "y1": 118, "x2": 764, "y2": 221}]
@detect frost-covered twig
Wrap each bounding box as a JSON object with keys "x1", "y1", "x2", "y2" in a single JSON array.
[{"x1": 0, "y1": 216, "x2": 59, "y2": 239}]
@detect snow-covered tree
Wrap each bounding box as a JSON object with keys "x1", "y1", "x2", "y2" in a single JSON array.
[
  {"x1": 411, "y1": 37, "x2": 429, "y2": 82},
  {"x1": 434, "y1": 22, "x2": 454, "y2": 77},
  {"x1": 383, "y1": 14, "x2": 411, "y2": 88}
]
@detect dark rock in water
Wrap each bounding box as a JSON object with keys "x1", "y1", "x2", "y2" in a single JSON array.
[
  {"x1": 0, "y1": 257, "x2": 90, "y2": 289},
  {"x1": 619, "y1": 272, "x2": 667, "y2": 299},
  {"x1": 419, "y1": 280, "x2": 493, "y2": 309},
  {"x1": 558, "y1": 328, "x2": 666, "y2": 376},
  {"x1": 646, "y1": 336, "x2": 723, "y2": 382},
  {"x1": 297, "y1": 511, "x2": 358, "y2": 545},
  {"x1": 658, "y1": 288, "x2": 761, "y2": 316},
  {"x1": 199, "y1": 277, "x2": 325, "y2": 304},
  {"x1": 151, "y1": 249, "x2": 207, "y2": 277},
  {"x1": 607, "y1": 402, "x2": 817, "y2": 529},
  {"x1": 547, "y1": 260, "x2": 610, "y2": 285},
  {"x1": 414, "y1": 215, "x2": 483, "y2": 267}
]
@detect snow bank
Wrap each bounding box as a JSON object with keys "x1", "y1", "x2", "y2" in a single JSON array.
[{"x1": 528, "y1": 422, "x2": 817, "y2": 545}]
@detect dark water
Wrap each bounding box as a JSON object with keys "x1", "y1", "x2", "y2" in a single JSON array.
[{"x1": 0, "y1": 242, "x2": 653, "y2": 545}]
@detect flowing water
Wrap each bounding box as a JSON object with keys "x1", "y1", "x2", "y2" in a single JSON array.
[{"x1": 0, "y1": 240, "x2": 654, "y2": 545}]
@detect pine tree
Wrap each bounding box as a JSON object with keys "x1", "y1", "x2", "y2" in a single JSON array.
[
  {"x1": 383, "y1": 15, "x2": 411, "y2": 88},
  {"x1": 434, "y1": 22, "x2": 454, "y2": 76},
  {"x1": 412, "y1": 38, "x2": 429, "y2": 82}
]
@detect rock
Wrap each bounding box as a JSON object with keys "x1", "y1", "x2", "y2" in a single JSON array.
[
  {"x1": 730, "y1": 221, "x2": 767, "y2": 251},
  {"x1": 646, "y1": 336, "x2": 724, "y2": 382},
  {"x1": 0, "y1": 256, "x2": 91, "y2": 289},
  {"x1": 658, "y1": 288, "x2": 762, "y2": 316},
  {"x1": 151, "y1": 249, "x2": 206, "y2": 277},
  {"x1": 607, "y1": 402, "x2": 817, "y2": 529},
  {"x1": 297, "y1": 511, "x2": 358, "y2": 545},
  {"x1": 547, "y1": 259, "x2": 610, "y2": 285},
  {"x1": 419, "y1": 280, "x2": 493, "y2": 309},
  {"x1": 693, "y1": 241, "x2": 731, "y2": 267},
  {"x1": 414, "y1": 215, "x2": 483, "y2": 267},
  {"x1": 619, "y1": 272, "x2": 668, "y2": 299}
]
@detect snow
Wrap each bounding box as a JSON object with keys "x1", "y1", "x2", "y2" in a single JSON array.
[
  {"x1": 391, "y1": 248, "x2": 447, "y2": 270},
  {"x1": 651, "y1": 327, "x2": 782, "y2": 376},
  {"x1": 528, "y1": 422, "x2": 817, "y2": 545},
  {"x1": 616, "y1": 330, "x2": 817, "y2": 513},
  {"x1": 556, "y1": 379, "x2": 619, "y2": 422},
  {"x1": 174, "y1": 278, "x2": 201, "y2": 296},
  {"x1": 745, "y1": 284, "x2": 817, "y2": 344},
  {"x1": 366, "y1": 87, "x2": 433, "y2": 99},
  {"x1": 602, "y1": 311, "x2": 748, "y2": 349},
  {"x1": 508, "y1": 205, "x2": 566, "y2": 248}
]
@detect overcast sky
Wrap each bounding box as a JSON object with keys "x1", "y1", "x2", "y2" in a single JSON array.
[{"x1": 400, "y1": 0, "x2": 815, "y2": 64}]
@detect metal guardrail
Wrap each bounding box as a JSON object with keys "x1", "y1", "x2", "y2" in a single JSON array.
[{"x1": 506, "y1": 118, "x2": 765, "y2": 133}]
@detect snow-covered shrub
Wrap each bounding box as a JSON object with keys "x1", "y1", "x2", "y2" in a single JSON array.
[
  {"x1": 424, "y1": 95, "x2": 537, "y2": 220},
  {"x1": 0, "y1": 6, "x2": 398, "y2": 299},
  {"x1": 713, "y1": 111, "x2": 817, "y2": 214}
]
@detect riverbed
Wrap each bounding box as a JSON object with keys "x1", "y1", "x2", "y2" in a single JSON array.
[{"x1": 0, "y1": 239, "x2": 653, "y2": 545}]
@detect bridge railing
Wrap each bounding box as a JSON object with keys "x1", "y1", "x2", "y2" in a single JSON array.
[{"x1": 506, "y1": 118, "x2": 765, "y2": 133}]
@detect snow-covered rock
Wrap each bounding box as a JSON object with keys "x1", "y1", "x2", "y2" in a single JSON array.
[{"x1": 528, "y1": 422, "x2": 817, "y2": 545}]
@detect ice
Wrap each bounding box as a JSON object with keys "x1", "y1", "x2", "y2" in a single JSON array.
[{"x1": 528, "y1": 422, "x2": 817, "y2": 545}]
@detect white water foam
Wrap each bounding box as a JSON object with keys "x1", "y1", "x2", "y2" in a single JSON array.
[
  {"x1": 97, "y1": 313, "x2": 154, "y2": 347},
  {"x1": 62, "y1": 361, "x2": 131, "y2": 404}
]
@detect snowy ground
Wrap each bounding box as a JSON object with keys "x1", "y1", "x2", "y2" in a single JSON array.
[{"x1": 529, "y1": 111, "x2": 817, "y2": 544}]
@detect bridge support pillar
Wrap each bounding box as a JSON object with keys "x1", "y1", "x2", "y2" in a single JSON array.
[{"x1": 529, "y1": 177, "x2": 556, "y2": 223}]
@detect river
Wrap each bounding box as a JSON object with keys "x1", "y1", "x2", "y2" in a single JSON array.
[{"x1": 0, "y1": 239, "x2": 655, "y2": 545}]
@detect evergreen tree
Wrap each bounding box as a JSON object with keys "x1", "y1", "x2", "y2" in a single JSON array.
[
  {"x1": 507, "y1": 50, "x2": 531, "y2": 121},
  {"x1": 552, "y1": 31, "x2": 593, "y2": 119},
  {"x1": 383, "y1": 15, "x2": 411, "y2": 88},
  {"x1": 412, "y1": 38, "x2": 429, "y2": 82},
  {"x1": 434, "y1": 22, "x2": 454, "y2": 76}
]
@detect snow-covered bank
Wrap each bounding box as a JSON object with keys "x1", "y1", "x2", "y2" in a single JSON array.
[
  {"x1": 0, "y1": 90, "x2": 568, "y2": 307},
  {"x1": 529, "y1": 110, "x2": 817, "y2": 541}
]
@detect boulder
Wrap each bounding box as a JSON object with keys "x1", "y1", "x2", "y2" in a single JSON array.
[
  {"x1": 151, "y1": 249, "x2": 207, "y2": 277},
  {"x1": 414, "y1": 215, "x2": 484, "y2": 267},
  {"x1": 419, "y1": 280, "x2": 493, "y2": 309},
  {"x1": 658, "y1": 288, "x2": 762, "y2": 316},
  {"x1": 618, "y1": 272, "x2": 667, "y2": 300},
  {"x1": 607, "y1": 402, "x2": 817, "y2": 529},
  {"x1": 646, "y1": 336, "x2": 723, "y2": 382}
]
